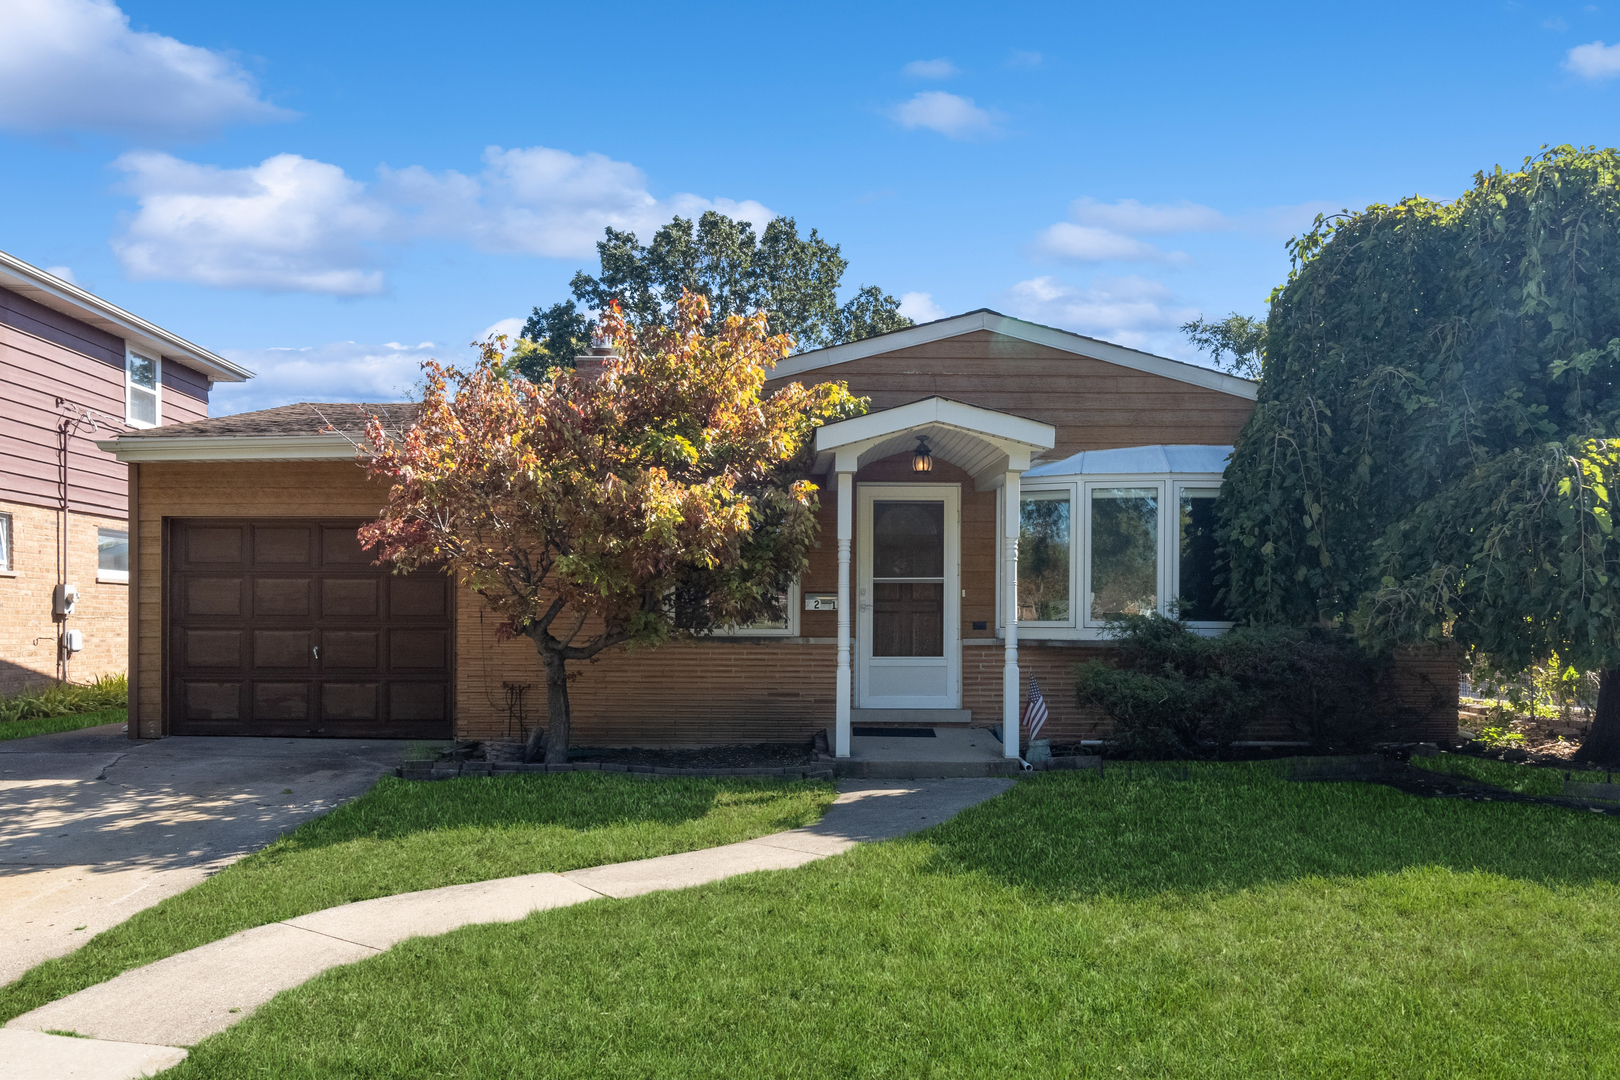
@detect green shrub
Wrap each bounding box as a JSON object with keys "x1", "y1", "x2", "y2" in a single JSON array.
[
  {"x1": 0, "y1": 674, "x2": 128, "y2": 724},
  {"x1": 1076, "y1": 615, "x2": 1395, "y2": 757}
]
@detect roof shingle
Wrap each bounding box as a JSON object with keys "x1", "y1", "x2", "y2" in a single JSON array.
[{"x1": 116, "y1": 402, "x2": 419, "y2": 439}]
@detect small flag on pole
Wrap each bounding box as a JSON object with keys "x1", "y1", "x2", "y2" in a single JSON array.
[{"x1": 1023, "y1": 674, "x2": 1048, "y2": 742}]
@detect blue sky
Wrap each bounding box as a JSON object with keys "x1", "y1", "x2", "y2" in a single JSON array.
[{"x1": 4, "y1": 0, "x2": 1620, "y2": 414}]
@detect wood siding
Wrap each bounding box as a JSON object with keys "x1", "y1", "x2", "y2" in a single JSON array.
[
  {"x1": 1, "y1": 306, "x2": 209, "y2": 517},
  {"x1": 0, "y1": 285, "x2": 123, "y2": 370},
  {"x1": 766, "y1": 328, "x2": 1255, "y2": 457}
]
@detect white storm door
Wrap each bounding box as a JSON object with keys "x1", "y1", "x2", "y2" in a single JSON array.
[{"x1": 856, "y1": 484, "x2": 961, "y2": 709}]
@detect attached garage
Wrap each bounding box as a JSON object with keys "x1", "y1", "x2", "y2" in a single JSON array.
[{"x1": 167, "y1": 518, "x2": 452, "y2": 738}]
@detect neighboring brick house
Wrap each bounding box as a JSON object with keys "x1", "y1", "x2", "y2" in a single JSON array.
[
  {"x1": 0, "y1": 250, "x2": 251, "y2": 694},
  {"x1": 99, "y1": 311, "x2": 1458, "y2": 748}
]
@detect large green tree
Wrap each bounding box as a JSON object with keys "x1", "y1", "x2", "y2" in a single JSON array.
[
  {"x1": 1219, "y1": 146, "x2": 1620, "y2": 759},
  {"x1": 513, "y1": 211, "x2": 911, "y2": 382}
]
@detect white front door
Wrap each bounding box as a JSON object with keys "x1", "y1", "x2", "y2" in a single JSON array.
[{"x1": 856, "y1": 483, "x2": 961, "y2": 709}]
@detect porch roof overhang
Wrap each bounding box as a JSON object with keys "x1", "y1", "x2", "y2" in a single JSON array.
[{"x1": 812, "y1": 396, "x2": 1056, "y2": 490}]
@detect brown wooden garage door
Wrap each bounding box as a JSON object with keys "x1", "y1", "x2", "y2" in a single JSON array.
[{"x1": 167, "y1": 519, "x2": 452, "y2": 738}]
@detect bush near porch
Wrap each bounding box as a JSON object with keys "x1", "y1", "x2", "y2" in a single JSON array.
[{"x1": 168, "y1": 765, "x2": 1620, "y2": 1079}]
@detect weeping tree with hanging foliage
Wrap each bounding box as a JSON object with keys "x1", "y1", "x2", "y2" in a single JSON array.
[
  {"x1": 360, "y1": 292, "x2": 865, "y2": 763},
  {"x1": 1220, "y1": 145, "x2": 1620, "y2": 760}
]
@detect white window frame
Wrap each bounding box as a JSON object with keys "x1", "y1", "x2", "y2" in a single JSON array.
[
  {"x1": 0, "y1": 511, "x2": 13, "y2": 573},
  {"x1": 707, "y1": 578, "x2": 801, "y2": 637},
  {"x1": 1001, "y1": 471, "x2": 1231, "y2": 641},
  {"x1": 125, "y1": 347, "x2": 161, "y2": 429},
  {"x1": 97, "y1": 526, "x2": 130, "y2": 584}
]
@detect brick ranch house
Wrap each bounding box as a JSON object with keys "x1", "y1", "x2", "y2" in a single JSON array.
[
  {"x1": 0, "y1": 248, "x2": 250, "y2": 694},
  {"x1": 99, "y1": 310, "x2": 1458, "y2": 752}
]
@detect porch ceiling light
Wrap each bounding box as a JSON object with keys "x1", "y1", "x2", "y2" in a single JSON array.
[{"x1": 911, "y1": 435, "x2": 934, "y2": 474}]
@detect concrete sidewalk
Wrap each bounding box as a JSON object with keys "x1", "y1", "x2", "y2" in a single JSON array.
[
  {"x1": 0, "y1": 725, "x2": 412, "y2": 986},
  {"x1": 2, "y1": 777, "x2": 1011, "y2": 1077}
]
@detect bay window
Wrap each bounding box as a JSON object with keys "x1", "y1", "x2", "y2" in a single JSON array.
[{"x1": 1003, "y1": 457, "x2": 1234, "y2": 637}]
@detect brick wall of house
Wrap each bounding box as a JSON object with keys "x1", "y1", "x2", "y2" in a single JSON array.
[{"x1": 0, "y1": 499, "x2": 130, "y2": 694}]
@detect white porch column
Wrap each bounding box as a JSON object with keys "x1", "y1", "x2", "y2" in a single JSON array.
[
  {"x1": 835, "y1": 470, "x2": 854, "y2": 758},
  {"x1": 1002, "y1": 469, "x2": 1021, "y2": 758}
]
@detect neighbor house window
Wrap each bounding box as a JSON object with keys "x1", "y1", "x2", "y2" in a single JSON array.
[
  {"x1": 0, "y1": 512, "x2": 12, "y2": 571},
  {"x1": 126, "y1": 350, "x2": 160, "y2": 427},
  {"x1": 1018, "y1": 490, "x2": 1071, "y2": 622},
  {"x1": 1176, "y1": 486, "x2": 1230, "y2": 624},
  {"x1": 98, "y1": 528, "x2": 129, "y2": 583},
  {"x1": 1088, "y1": 486, "x2": 1159, "y2": 622},
  {"x1": 674, "y1": 581, "x2": 799, "y2": 636}
]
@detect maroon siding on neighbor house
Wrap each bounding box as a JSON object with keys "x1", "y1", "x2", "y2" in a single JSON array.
[{"x1": 0, "y1": 288, "x2": 209, "y2": 517}]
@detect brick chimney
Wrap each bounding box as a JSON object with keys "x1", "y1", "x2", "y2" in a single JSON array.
[{"x1": 572, "y1": 345, "x2": 618, "y2": 383}]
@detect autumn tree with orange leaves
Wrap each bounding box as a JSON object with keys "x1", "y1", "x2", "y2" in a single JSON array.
[{"x1": 359, "y1": 292, "x2": 866, "y2": 762}]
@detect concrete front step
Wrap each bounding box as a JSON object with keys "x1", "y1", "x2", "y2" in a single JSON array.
[{"x1": 834, "y1": 758, "x2": 1023, "y2": 779}]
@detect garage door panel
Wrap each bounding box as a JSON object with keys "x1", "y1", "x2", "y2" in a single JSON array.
[
  {"x1": 185, "y1": 630, "x2": 242, "y2": 668},
  {"x1": 322, "y1": 630, "x2": 379, "y2": 669},
  {"x1": 391, "y1": 576, "x2": 448, "y2": 618},
  {"x1": 180, "y1": 681, "x2": 244, "y2": 720},
  {"x1": 255, "y1": 683, "x2": 311, "y2": 720},
  {"x1": 254, "y1": 526, "x2": 313, "y2": 566},
  {"x1": 323, "y1": 683, "x2": 380, "y2": 720},
  {"x1": 254, "y1": 578, "x2": 313, "y2": 616},
  {"x1": 391, "y1": 682, "x2": 447, "y2": 721},
  {"x1": 185, "y1": 578, "x2": 243, "y2": 617},
  {"x1": 184, "y1": 527, "x2": 245, "y2": 567},
  {"x1": 253, "y1": 630, "x2": 312, "y2": 669},
  {"x1": 169, "y1": 519, "x2": 452, "y2": 738},
  {"x1": 322, "y1": 578, "x2": 378, "y2": 617},
  {"x1": 390, "y1": 629, "x2": 447, "y2": 671}
]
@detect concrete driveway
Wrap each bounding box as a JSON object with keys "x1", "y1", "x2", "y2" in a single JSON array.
[{"x1": 0, "y1": 725, "x2": 412, "y2": 986}]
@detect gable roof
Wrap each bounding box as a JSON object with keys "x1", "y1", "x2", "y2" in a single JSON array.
[
  {"x1": 772, "y1": 308, "x2": 1258, "y2": 401},
  {"x1": 0, "y1": 248, "x2": 253, "y2": 383}
]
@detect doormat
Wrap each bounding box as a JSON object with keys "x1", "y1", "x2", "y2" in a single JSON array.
[{"x1": 852, "y1": 727, "x2": 936, "y2": 738}]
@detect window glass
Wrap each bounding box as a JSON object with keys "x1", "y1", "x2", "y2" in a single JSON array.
[
  {"x1": 1090, "y1": 487, "x2": 1158, "y2": 621},
  {"x1": 871, "y1": 501, "x2": 943, "y2": 578},
  {"x1": 1019, "y1": 490, "x2": 1071, "y2": 621},
  {"x1": 98, "y1": 529, "x2": 130, "y2": 575},
  {"x1": 128, "y1": 353, "x2": 159, "y2": 426},
  {"x1": 871, "y1": 500, "x2": 946, "y2": 656},
  {"x1": 0, "y1": 512, "x2": 11, "y2": 571},
  {"x1": 1178, "y1": 489, "x2": 1230, "y2": 622}
]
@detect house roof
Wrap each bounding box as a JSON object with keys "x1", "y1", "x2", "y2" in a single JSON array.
[
  {"x1": 1024, "y1": 444, "x2": 1233, "y2": 478},
  {"x1": 773, "y1": 308, "x2": 1258, "y2": 401},
  {"x1": 0, "y1": 248, "x2": 254, "y2": 383},
  {"x1": 98, "y1": 402, "x2": 416, "y2": 462},
  {"x1": 813, "y1": 396, "x2": 1056, "y2": 488}
]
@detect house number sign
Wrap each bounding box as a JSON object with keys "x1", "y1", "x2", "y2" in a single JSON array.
[{"x1": 804, "y1": 593, "x2": 838, "y2": 611}]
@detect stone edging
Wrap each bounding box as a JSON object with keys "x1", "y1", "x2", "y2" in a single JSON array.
[{"x1": 398, "y1": 761, "x2": 837, "y2": 781}]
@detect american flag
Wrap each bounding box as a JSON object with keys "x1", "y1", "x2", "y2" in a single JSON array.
[{"x1": 1023, "y1": 674, "x2": 1048, "y2": 741}]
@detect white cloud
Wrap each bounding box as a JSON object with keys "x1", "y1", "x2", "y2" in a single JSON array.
[
  {"x1": 481, "y1": 317, "x2": 525, "y2": 343},
  {"x1": 903, "y1": 58, "x2": 959, "y2": 79},
  {"x1": 109, "y1": 145, "x2": 772, "y2": 294},
  {"x1": 1566, "y1": 40, "x2": 1620, "y2": 80},
  {"x1": 1067, "y1": 197, "x2": 1229, "y2": 235},
  {"x1": 890, "y1": 91, "x2": 998, "y2": 139},
  {"x1": 44, "y1": 265, "x2": 77, "y2": 284},
  {"x1": 0, "y1": 0, "x2": 289, "y2": 138},
  {"x1": 112, "y1": 151, "x2": 392, "y2": 295},
  {"x1": 1035, "y1": 223, "x2": 1187, "y2": 263},
  {"x1": 1003, "y1": 275, "x2": 1198, "y2": 355},
  {"x1": 1007, "y1": 50, "x2": 1044, "y2": 69},
  {"x1": 898, "y1": 291, "x2": 948, "y2": 322},
  {"x1": 211, "y1": 340, "x2": 443, "y2": 415}
]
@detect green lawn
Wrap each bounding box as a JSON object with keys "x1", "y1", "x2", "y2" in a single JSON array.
[
  {"x1": 1411, "y1": 751, "x2": 1611, "y2": 796},
  {"x1": 0, "y1": 709, "x2": 126, "y2": 743},
  {"x1": 0, "y1": 773, "x2": 835, "y2": 1022},
  {"x1": 172, "y1": 764, "x2": 1620, "y2": 1079}
]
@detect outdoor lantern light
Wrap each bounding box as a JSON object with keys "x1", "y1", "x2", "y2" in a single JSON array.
[{"x1": 911, "y1": 435, "x2": 934, "y2": 473}]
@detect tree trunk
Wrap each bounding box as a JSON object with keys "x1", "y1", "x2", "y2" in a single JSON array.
[
  {"x1": 541, "y1": 649, "x2": 572, "y2": 764},
  {"x1": 1577, "y1": 667, "x2": 1620, "y2": 763}
]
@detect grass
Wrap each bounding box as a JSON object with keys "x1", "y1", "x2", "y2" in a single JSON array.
[
  {"x1": 0, "y1": 772, "x2": 835, "y2": 1022},
  {"x1": 0, "y1": 708, "x2": 125, "y2": 742},
  {"x1": 171, "y1": 764, "x2": 1620, "y2": 1079},
  {"x1": 0, "y1": 673, "x2": 127, "y2": 724},
  {"x1": 1410, "y1": 751, "x2": 1612, "y2": 795}
]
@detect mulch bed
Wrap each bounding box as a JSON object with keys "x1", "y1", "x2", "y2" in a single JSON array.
[{"x1": 449, "y1": 740, "x2": 822, "y2": 770}]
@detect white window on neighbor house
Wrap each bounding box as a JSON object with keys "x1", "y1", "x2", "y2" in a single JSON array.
[
  {"x1": 674, "y1": 580, "x2": 800, "y2": 637},
  {"x1": 1001, "y1": 463, "x2": 1236, "y2": 639},
  {"x1": 98, "y1": 527, "x2": 129, "y2": 583},
  {"x1": 0, "y1": 512, "x2": 12, "y2": 572},
  {"x1": 126, "y1": 349, "x2": 160, "y2": 428}
]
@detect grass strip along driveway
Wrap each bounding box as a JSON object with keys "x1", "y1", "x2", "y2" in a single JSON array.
[
  {"x1": 0, "y1": 709, "x2": 126, "y2": 743},
  {"x1": 0, "y1": 773, "x2": 835, "y2": 1023},
  {"x1": 170, "y1": 763, "x2": 1620, "y2": 1079}
]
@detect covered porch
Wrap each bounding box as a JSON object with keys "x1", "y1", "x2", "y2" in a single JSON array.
[{"x1": 812, "y1": 397, "x2": 1056, "y2": 761}]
